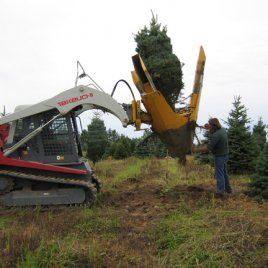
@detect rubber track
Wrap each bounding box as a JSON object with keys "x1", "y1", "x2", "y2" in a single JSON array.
[{"x1": 0, "y1": 169, "x2": 97, "y2": 206}]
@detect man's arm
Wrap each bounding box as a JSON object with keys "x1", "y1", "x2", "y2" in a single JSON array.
[{"x1": 192, "y1": 145, "x2": 209, "y2": 153}]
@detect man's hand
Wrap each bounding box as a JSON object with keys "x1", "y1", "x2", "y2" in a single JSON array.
[
  {"x1": 204, "y1": 123, "x2": 210, "y2": 129},
  {"x1": 191, "y1": 146, "x2": 199, "y2": 153}
]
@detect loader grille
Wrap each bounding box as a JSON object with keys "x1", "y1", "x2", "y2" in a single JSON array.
[{"x1": 41, "y1": 117, "x2": 73, "y2": 156}]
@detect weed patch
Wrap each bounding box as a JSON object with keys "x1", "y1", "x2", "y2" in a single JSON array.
[
  {"x1": 155, "y1": 196, "x2": 268, "y2": 267},
  {"x1": 76, "y1": 207, "x2": 120, "y2": 239}
]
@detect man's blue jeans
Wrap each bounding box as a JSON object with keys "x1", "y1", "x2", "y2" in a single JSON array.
[{"x1": 215, "y1": 154, "x2": 231, "y2": 193}]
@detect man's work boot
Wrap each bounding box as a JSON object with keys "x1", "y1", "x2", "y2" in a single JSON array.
[
  {"x1": 214, "y1": 192, "x2": 225, "y2": 199},
  {"x1": 225, "y1": 186, "x2": 232, "y2": 194}
]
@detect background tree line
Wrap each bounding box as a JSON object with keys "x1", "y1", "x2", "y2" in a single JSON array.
[{"x1": 80, "y1": 115, "x2": 167, "y2": 163}]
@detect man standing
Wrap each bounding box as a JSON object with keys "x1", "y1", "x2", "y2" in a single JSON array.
[{"x1": 192, "y1": 118, "x2": 232, "y2": 195}]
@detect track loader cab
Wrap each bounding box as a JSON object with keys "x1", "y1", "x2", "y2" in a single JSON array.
[{"x1": 8, "y1": 108, "x2": 85, "y2": 169}]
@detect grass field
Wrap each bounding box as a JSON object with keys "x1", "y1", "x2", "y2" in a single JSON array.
[{"x1": 0, "y1": 157, "x2": 267, "y2": 267}]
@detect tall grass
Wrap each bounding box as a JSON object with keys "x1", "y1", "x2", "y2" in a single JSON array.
[
  {"x1": 94, "y1": 157, "x2": 148, "y2": 191},
  {"x1": 155, "y1": 193, "x2": 268, "y2": 267},
  {"x1": 76, "y1": 207, "x2": 120, "y2": 239}
]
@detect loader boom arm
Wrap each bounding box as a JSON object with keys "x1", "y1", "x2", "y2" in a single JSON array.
[
  {"x1": 0, "y1": 85, "x2": 129, "y2": 127},
  {"x1": 0, "y1": 85, "x2": 129, "y2": 156}
]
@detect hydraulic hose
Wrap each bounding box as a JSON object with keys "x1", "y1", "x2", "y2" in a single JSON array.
[{"x1": 111, "y1": 79, "x2": 136, "y2": 101}]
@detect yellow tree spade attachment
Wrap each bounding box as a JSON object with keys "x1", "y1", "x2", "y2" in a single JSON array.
[{"x1": 130, "y1": 46, "x2": 206, "y2": 163}]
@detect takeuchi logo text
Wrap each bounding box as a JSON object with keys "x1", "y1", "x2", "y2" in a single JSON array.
[{"x1": 57, "y1": 93, "x2": 94, "y2": 106}]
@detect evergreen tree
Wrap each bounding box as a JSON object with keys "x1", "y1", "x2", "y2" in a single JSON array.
[
  {"x1": 113, "y1": 135, "x2": 135, "y2": 159},
  {"x1": 134, "y1": 13, "x2": 184, "y2": 109},
  {"x1": 134, "y1": 130, "x2": 152, "y2": 157},
  {"x1": 107, "y1": 129, "x2": 120, "y2": 143},
  {"x1": 247, "y1": 142, "x2": 268, "y2": 199},
  {"x1": 135, "y1": 130, "x2": 166, "y2": 157},
  {"x1": 85, "y1": 115, "x2": 108, "y2": 163},
  {"x1": 104, "y1": 129, "x2": 120, "y2": 158},
  {"x1": 113, "y1": 142, "x2": 125, "y2": 159},
  {"x1": 252, "y1": 117, "x2": 267, "y2": 152},
  {"x1": 104, "y1": 132, "x2": 137, "y2": 159},
  {"x1": 80, "y1": 129, "x2": 89, "y2": 152},
  {"x1": 251, "y1": 118, "x2": 267, "y2": 170},
  {"x1": 225, "y1": 96, "x2": 255, "y2": 174},
  {"x1": 251, "y1": 134, "x2": 263, "y2": 171}
]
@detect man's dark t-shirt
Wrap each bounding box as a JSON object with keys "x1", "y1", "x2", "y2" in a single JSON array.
[{"x1": 207, "y1": 128, "x2": 229, "y2": 156}]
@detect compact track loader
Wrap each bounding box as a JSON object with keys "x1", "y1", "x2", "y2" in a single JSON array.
[
  {"x1": 0, "y1": 86, "x2": 129, "y2": 206},
  {"x1": 0, "y1": 46, "x2": 205, "y2": 206}
]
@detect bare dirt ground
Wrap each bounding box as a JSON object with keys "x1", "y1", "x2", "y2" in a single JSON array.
[{"x1": 100, "y1": 176, "x2": 217, "y2": 267}]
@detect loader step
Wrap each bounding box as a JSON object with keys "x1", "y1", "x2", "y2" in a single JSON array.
[{"x1": 1, "y1": 188, "x2": 86, "y2": 207}]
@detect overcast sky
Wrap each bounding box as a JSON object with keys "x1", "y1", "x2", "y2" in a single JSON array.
[{"x1": 1, "y1": 0, "x2": 267, "y2": 138}]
